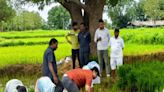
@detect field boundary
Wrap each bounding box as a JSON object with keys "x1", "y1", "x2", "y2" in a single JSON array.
[{"x1": 0, "y1": 52, "x2": 163, "y2": 77}]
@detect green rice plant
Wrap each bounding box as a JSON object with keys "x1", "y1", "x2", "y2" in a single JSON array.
[
  {"x1": 117, "y1": 61, "x2": 164, "y2": 92},
  {"x1": 0, "y1": 37, "x2": 67, "y2": 47},
  {"x1": 0, "y1": 30, "x2": 68, "y2": 39}
]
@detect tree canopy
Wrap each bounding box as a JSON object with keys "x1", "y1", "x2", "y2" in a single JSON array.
[{"x1": 48, "y1": 5, "x2": 71, "y2": 29}]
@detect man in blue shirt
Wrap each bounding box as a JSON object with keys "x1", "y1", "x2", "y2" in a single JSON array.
[
  {"x1": 42, "y1": 38, "x2": 63, "y2": 92},
  {"x1": 78, "y1": 23, "x2": 91, "y2": 67}
]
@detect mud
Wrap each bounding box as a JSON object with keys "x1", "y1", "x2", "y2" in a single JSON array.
[{"x1": 0, "y1": 52, "x2": 163, "y2": 76}]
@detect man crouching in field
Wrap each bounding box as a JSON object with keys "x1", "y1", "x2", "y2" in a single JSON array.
[
  {"x1": 109, "y1": 29, "x2": 124, "y2": 80},
  {"x1": 62, "y1": 67, "x2": 99, "y2": 92},
  {"x1": 42, "y1": 38, "x2": 64, "y2": 92}
]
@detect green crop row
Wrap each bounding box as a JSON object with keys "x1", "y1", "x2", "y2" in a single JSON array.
[
  {"x1": 0, "y1": 37, "x2": 67, "y2": 47},
  {"x1": 117, "y1": 61, "x2": 164, "y2": 92},
  {"x1": 0, "y1": 30, "x2": 68, "y2": 39}
]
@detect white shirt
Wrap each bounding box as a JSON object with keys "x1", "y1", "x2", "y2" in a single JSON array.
[
  {"x1": 94, "y1": 28, "x2": 110, "y2": 50},
  {"x1": 5, "y1": 79, "x2": 24, "y2": 92},
  {"x1": 36, "y1": 77, "x2": 56, "y2": 92},
  {"x1": 82, "y1": 61, "x2": 101, "y2": 86},
  {"x1": 109, "y1": 37, "x2": 124, "y2": 58}
]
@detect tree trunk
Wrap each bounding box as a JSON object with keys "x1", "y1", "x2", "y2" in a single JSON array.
[
  {"x1": 61, "y1": 0, "x2": 106, "y2": 57},
  {"x1": 87, "y1": 0, "x2": 106, "y2": 57},
  {"x1": 61, "y1": 2, "x2": 83, "y2": 24}
]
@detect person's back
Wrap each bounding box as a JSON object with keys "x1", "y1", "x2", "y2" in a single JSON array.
[
  {"x1": 35, "y1": 77, "x2": 56, "y2": 92},
  {"x1": 66, "y1": 68, "x2": 93, "y2": 87},
  {"x1": 5, "y1": 79, "x2": 27, "y2": 92}
]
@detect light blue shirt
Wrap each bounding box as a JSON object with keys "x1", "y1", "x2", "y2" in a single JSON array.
[{"x1": 37, "y1": 77, "x2": 55, "y2": 92}]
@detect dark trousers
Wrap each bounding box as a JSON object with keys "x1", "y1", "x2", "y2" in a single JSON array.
[
  {"x1": 51, "y1": 77, "x2": 64, "y2": 92},
  {"x1": 62, "y1": 76, "x2": 80, "y2": 92},
  {"x1": 79, "y1": 50, "x2": 89, "y2": 67},
  {"x1": 72, "y1": 49, "x2": 81, "y2": 69}
]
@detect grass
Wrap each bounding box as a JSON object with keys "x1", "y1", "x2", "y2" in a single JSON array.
[
  {"x1": 117, "y1": 61, "x2": 164, "y2": 92},
  {"x1": 0, "y1": 43, "x2": 163, "y2": 67},
  {"x1": 0, "y1": 44, "x2": 71, "y2": 67},
  {"x1": 0, "y1": 37, "x2": 67, "y2": 46},
  {"x1": 0, "y1": 28, "x2": 164, "y2": 91},
  {"x1": 0, "y1": 30, "x2": 68, "y2": 39}
]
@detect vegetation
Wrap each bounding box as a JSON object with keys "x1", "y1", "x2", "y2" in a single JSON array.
[
  {"x1": 48, "y1": 5, "x2": 71, "y2": 29},
  {"x1": 117, "y1": 61, "x2": 164, "y2": 92},
  {"x1": 0, "y1": 28, "x2": 164, "y2": 68}
]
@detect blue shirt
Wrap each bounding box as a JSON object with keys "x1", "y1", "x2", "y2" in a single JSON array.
[
  {"x1": 78, "y1": 31, "x2": 91, "y2": 52},
  {"x1": 37, "y1": 77, "x2": 55, "y2": 92},
  {"x1": 42, "y1": 47, "x2": 57, "y2": 80}
]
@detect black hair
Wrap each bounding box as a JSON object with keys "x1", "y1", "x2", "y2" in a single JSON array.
[
  {"x1": 72, "y1": 22, "x2": 78, "y2": 26},
  {"x1": 80, "y1": 22, "x2": 85, "y2": 26},
  {"x1": 80, "y1": 22, "x2": 89, "y2": 30},
  {"x1": 115, "y1": 28, "x2": 120, "y2": 32},
  {"x1": 49, "y1": 38, "x2": 58, "y2": 45},
  {"x1": 17, "y1": 85, "x2": 27, "y2": 92},
  {"x1": 98, "y1": 19, "x2": 104, "y2": 23},
  {"x1": 91, "y1": 67, "x2": 100, "y2": 76}
]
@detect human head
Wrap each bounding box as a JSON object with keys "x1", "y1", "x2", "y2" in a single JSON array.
[
  {"x1": 49, "y1": 38, "x2": 58, "y2": 51},
  {"x1": 91, "y1": 67, "x2": 99, "y2": 79},
  {"x1": 17, "y1": 86, "x2": 27, "y2": 92},
  {"x1": 72, "y1": 21, "x2": 78, "y2": 31},
  {"x1": 98, "y1": 19, "x2": 105, "y2": 30},
  {"x1": 80, "y1": 22, "x2": 86, "y2": 32},
  {"x1": 114, "y1": 28, "x2": 119, "y2": 38}
]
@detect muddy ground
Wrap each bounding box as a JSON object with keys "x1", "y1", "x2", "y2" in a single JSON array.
[{"x1": 0, "y1": 52, "x2": 164, "y2": 77}]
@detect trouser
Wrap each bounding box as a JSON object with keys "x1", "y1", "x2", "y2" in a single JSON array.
[
  {"x1": 110, "y1": 57, "x2": 123, "y2": 70},
  {"x1": 50, "y1": 77, "x2": 64, "y2": 92},
  {"x1": 62, "y1": 76, "x2": 80, "y2": 92},
  {"x1": 97, "y1": 50, "x2": 110, "y2": 75},
  {"x1": 72, "y1": 49, "x2": 81, "y2": 69},
  {"x1": 79, "y1": 50, "x2": 89, "y2": 67}
]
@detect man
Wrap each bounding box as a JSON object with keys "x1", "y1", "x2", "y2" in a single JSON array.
[
  {"x1": 78, "y1": 23, "x2": 91, "y2": 67},
  {"x1": 5, "y1": 79, "x2": 27, "y2": 92},
  {"x1": 109, "y1": 28, "x2": 124, "y2": 80},
  {"x1": 66, "y1": 22, "x2": 81, "y2": 68},
  {"x1": 82, "y1": 61, "x2": 101, "y2": 85},
  {"x1": 62, "y1": 67, "x2": 99, "y2": 92},
  {"x1": 94, "y1": 19, "x2": 111, "y2": 77},
  {"x1": 42, "y1": 38, "x2": 64, "y2": 92},
  {"x1": 35, "y1": 77, "x2": 56, "y2": 92}
]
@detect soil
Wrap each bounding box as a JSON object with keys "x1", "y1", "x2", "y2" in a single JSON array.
[{"x1": 0, "y1": 52, "x2": 163, "y2": 77}]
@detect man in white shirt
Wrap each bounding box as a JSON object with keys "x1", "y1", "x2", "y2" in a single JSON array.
[
  {"x1": 109, "y1": 28, "x2": 124, "y2": 80},
  {"x1": 5, "y1": 79, "x2": 27, "y2": 92},
  {"x1": 94, "y1": 19, "x2": 110, "y2": 77}
]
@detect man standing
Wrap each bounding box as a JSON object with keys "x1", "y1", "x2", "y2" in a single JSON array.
[
  {"x1": 62, "y1": 67, "x2": 99, "y2": 92},
  {"x1": 78, "y1": 23, "x2": 91, "y2": 67},
  {"x1": 94, "y1": 19, "x2": 111, "y2": 77},
  {"x1": 42, "y1": 38, "x2": 63, "y2": 92},
  {"x1": 109, "y1": 29, "x2": 124, "y2": 80},
  {"x1": 66, "y1": 22, "x2": 81, "y2": 68}
]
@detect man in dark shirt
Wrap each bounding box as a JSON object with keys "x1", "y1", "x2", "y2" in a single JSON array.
[
  {"x1": 42, "y1": 38, "x2": 63, "y2": 92},
  {"x1": 78, "y1": 23, "x2": 91, "y2": 67}
]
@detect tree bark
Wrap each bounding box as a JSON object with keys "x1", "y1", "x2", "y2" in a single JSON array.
[
  {"x1": 61, "y1": 2, "x2": 83, "y2": 24},
  {"x1": 87, "y1": 0, "x2": 106, "y2": 57},
  {"x1": 61, "y1": 0, "x2": 106, "y2": 57}
]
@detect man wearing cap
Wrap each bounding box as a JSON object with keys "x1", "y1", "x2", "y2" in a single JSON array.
[
  {"x1": 5, "y1": 79, "x2": 27, "y2": 92},
  {"x1": 109, "y1": 28, "x2": 124, "y2": 80},
  {"x1": 62, "y1": 67, "x2": 99, "y2": 92}
]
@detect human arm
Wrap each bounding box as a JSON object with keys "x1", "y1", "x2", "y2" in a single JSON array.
[
  {"x1": 34, "y1": 80, "x2": 40, "y2": 92},
  {"x1": 66, "y1": 33, "x2": 72, "y2": 44},
  {"x1": 47, "y1": 52, "x2": 59, "y2": 84},
  {"x1": 85, "y1": 85, "x2": 91, "y2": 92},
  {"x1": 48, "y1": 62, "x2": 58, "y2": 84}
]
